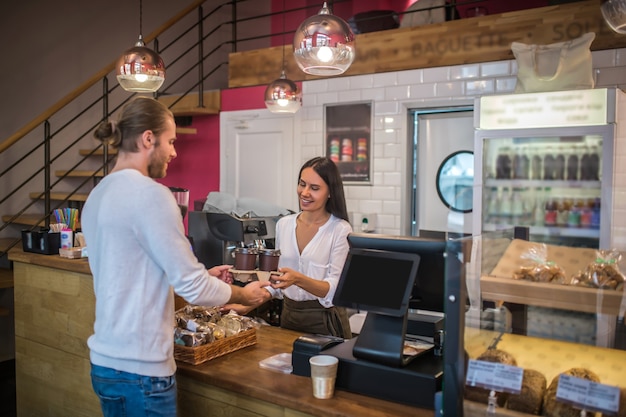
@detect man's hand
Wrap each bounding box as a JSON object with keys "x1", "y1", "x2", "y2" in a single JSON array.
[{"x1": 209, "y1": 264, "x2": 233, "y2": 284}]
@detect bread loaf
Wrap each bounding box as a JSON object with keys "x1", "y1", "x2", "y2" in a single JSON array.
[
  {"x1": 505, "y1": 368, "x2": 546, "y2": 415},
  {"x1": 543, "y1": 368, "x2": 601, "y2": 417},
  {"x1": 464, "y1": 349, "x2": 517, "y2": 406}
]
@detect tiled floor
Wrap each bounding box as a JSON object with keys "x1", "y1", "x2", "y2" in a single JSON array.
[{"x1": 0, "y1": 360, "x2": 16, "y2": 417}]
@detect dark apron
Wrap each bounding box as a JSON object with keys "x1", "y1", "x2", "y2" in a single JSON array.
[{"x1": 280, "y1": 297, "x2": 352, "y2": 339}]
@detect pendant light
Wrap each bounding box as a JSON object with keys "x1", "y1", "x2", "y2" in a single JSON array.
[
  {"x1": 116, "y1": 0, "x2": 166, "y2": 92},
  {"x1": 601, "y1": 0, "x2": 626, "y2": 34},
  {"x1": 293, "y1": 2, "x2": 356, "y2": 76},
  {"x1": 265, "y1": 2, "x2": 302, "y2": 113}
]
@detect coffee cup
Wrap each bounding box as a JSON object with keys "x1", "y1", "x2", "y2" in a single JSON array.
[{"x1": 309, "y1": 355, "x2": 338, "y2": 399}]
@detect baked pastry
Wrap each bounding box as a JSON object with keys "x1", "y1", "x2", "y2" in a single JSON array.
[
  {"x1": 513, "y1": 263, "x2": 566, "y2": 283},
  {"x1": 464, "y1": 349, "x2": 517, "y2": 406},
  {"x1": 543, "y1": 368, "x2": 601, "y2": 417},
  {"x1": 506, "y1": 368, "x2": 546, "y2": 415}
]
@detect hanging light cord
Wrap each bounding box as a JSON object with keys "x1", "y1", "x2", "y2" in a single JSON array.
[
  {"x1": 139, "y1": 0, "x2": 143, "y2": 38},
  {"x1": 281, "y1": 0, "x2": 286, "y2": 71}
]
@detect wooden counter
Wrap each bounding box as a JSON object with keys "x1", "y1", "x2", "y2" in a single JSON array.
[
  {"x1": 9, "y1": 249, "x2": 434, "y2": 417},
  {"x1": 176, "y1": 326, "x2": 430, "y2": 417}
]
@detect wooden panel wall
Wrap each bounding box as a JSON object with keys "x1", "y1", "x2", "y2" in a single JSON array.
[
  {"x1": 13, "y1": 263, "x2": 100, "y2": 417},
  {"x1": 229, "y1": 0, "x2": 626, "y2": 88}
]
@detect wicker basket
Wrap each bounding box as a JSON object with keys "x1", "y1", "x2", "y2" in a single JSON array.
[{"x1": 174, "y1": 328, "x2": 257, "y2": 365}]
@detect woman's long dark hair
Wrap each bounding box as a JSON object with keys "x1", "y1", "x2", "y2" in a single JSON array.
[{"x1": 299, "y1": 157, "x2": 350, "y2": 223}]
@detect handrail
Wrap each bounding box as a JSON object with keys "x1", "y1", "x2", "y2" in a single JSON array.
[{"x1": 0, "y1": 0, "x2": 206, "y2": 155}]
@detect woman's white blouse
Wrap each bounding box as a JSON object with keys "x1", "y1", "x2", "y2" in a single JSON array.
[{"x1": 273, "y1": 213, "x2": 352, "y2": 307}]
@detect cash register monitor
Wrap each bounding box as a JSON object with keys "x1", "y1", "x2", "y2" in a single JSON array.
[
  {"x1": 346, "y1": 233, "x2": 447, "y2": 314},
  {"x1": 333, "y1": 233, "x2": 446, "y2": 367}
]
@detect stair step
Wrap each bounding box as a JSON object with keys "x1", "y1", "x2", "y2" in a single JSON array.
[
  {"x1": 55, "y1": 169, "x2": 104, "y2": 178},
  {"x1": 29, "y1": 192, "x2": 89, "y2": 202},
  {"x1": 2, "y1": 214, "x2": 53, "y2": 227},
  {"x1": 158, "y1": 90, "x2": 220, "y2": 116},
  {"x1": 176, "y1": 127, "x2": 197, "y2": 134},
  {"x1": 79, "y1": 148, "x2": 118, "y2": 156}
]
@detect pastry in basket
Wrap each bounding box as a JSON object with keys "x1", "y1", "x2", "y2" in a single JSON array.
[
  {"x1": 543, "y1": 368, "x2": 601, "y2": 417},
  {"x1": 512, "y1": 263, "x2": 566, "y2": 283},
  {"x1": 570, "y1": 250, "x2": 625, "y2": 290},
  {"x1": 505, "y1": 368, "x2": 546, "y2": 415},
  {"x1": 465, "y1": 349, "x2": 517, "y2": 406},
  {"x1": 512, "y1": 243, "x2": 567, "y2": 284}
]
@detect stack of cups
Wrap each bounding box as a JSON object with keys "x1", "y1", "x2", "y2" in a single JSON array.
[{"x1": 309, "y1": 355, "x2": 339, "y2": 399}]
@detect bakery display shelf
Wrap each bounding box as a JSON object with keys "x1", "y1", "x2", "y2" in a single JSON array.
[
  {"x1": 462, "y1": 327, "x2": 626, "y2": 416},
  {"x1": 481, "y1": 275, "x2": 624, "y2": 315}
]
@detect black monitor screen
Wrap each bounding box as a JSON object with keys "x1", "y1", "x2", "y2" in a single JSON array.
[
  {"x1": 345, "y1": 233, "x2": 447, "y2": 314},
  {"x1": 333, "y1": 248, "x2": 420, "y2": 317}
]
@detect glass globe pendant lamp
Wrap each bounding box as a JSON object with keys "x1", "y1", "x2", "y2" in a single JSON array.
[
  {"x1": 116, "y1": 0, "x2": 166, "y2": 92},
  {"x1": 265, "y1": 1, "x2": 302, "y2": 113},
  {"x1": 265, "y1": 69, "x2": 302, "y2": 113},
  {"x1": 601, "y1": 0, "x2": 626, "y2": 34},
  {"x1": 293, "y1": 2, "x2": 356, "y2": 76}
]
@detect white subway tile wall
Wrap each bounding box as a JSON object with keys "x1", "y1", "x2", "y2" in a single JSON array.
[{"x1": 300, "y1": 49, "x2": 626, "y2": 245}]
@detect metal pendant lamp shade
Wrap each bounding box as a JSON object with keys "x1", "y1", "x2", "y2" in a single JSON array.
[
  {"x1": 265, "y1": 70, "x2": 302, "y2": 113},
  {"x1": 601, "y1": 0, "x2": 626, "y2": 34},
  {"x1": 116, "y1": 0, "x2": 166, "y2": 92},
  {"x1": 293, "y1": 2, "x2": 356, "y2": 76}
]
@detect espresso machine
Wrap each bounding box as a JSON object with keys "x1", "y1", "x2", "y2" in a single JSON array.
[{"x1": 188, "y1": 211, "x2": 281, "y2": 269}]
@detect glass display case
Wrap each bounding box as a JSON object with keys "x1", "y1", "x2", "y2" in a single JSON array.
[
  {"x1": 442, "y1": 231, "x2": 626, "y2": 417},
  {"x1": 473, "y1": 88, "x2": 626, "y2": 249}
]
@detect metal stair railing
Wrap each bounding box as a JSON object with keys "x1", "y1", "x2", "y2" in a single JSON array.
[{"x1": 0, "y1": 0, "x2": 264, "y2": 258}]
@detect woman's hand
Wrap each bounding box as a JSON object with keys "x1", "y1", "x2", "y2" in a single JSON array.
[
  {"x1": 269, "y1": 267, "x2": 300, "y2": 289},
  {"x1": 209, "y1": 264, "x2": 233, "y2": 284}
]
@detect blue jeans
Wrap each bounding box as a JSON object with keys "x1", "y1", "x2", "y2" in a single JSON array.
[{"x1": 90, "y1": 363, "x2": 177, "y2": 417}]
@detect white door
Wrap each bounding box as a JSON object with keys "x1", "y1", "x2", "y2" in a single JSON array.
[
  {"x1": 220, "y1": 110, "x2": 298, "y2": 212},
  {"x1": 417, "y1": 110, "x2": 474, "y2": 235}
]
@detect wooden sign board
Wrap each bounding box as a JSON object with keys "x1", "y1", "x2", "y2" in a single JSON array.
[{"x1": 229, "y1": 0, "x2": 626, "y2": 88}]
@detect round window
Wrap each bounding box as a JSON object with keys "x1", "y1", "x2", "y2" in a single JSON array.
[{"x1": 436, "y1": 151, "x2": 474, "y2": 213}]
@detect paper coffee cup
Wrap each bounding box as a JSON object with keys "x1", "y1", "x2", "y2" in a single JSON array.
[
  {"x1": 60, "y1": 229, "x2": 73, "y2": 248},
  {"x1": 309, "y1": 355, "x2": 338, "y2": 399}
]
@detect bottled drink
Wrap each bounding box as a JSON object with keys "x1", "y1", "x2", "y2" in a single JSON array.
[
  {"x1": 495, "y1": 147, "x2": 512, "y2": 179},
  {"x1": 566, "y1": 146, "x2": 579, "y2": 181},
  {"x1": 580, "y1": 146, "x2": 600, "y2": 181},
  {"x1": 486, "y1": 187, "x2": 500, "y2": 224},
  {"x1": 513, "y1": 147, "x2": 529, "y2": 179},
  {"x1": 556, "y1": 198, "x2": 569, "y2": 227},
  {"x1": 544, "y1": 191, "x2": 557, "y2": 226},
  {"x1": 554, "y1": 147, "x2": 565, "y2": 181},
  {"x1": 500, "y1": 187, "x2": 512, "y2": 223},
  {"x1": 591, "y1": 198, "x2": 601, "y2": 229},
  {"x1": 511, "y1": 188, "x2": 525, "y2": 225},
  {"x1": 543, "y1": 147, "x2": 556, "y2": 180},
  {"x1": 532, "y1": 188, "x2": 545, "y2": 226},
  {"x1": 530, "y1": 147, "x2": 543, "y2": 180}
]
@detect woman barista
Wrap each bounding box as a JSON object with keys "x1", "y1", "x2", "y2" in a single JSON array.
[{"x1": 223, "y1": 157, "x2": 353, "y2": 338}]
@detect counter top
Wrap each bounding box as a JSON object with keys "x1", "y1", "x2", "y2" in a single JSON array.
[
  {"x1": 9, "y1": 247, "x2": 91, "y2": 275},
  {"x1": 176, "y1": 325, "x2": 432, "y2": 417}
]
